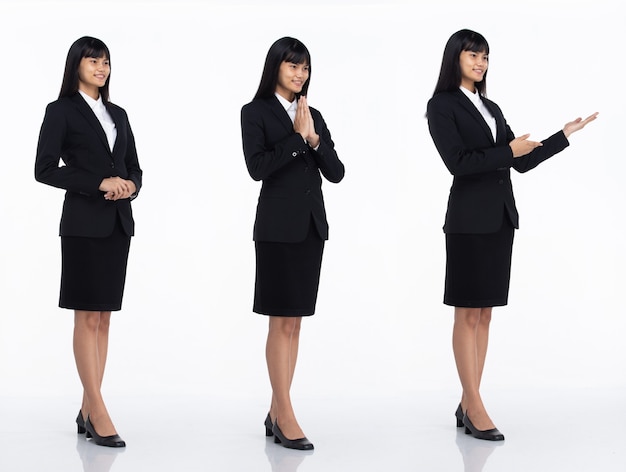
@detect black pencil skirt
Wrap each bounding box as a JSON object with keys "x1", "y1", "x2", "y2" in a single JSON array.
[
  {"x1": 59, "y1": 219, "x2": 131, "y2": 312},
  {"x1": 444, "y1": 218, "x2": 515, "y2": 308},
  {"x1": 253, "y1": 224, "x2": 325, "y2": 317}
]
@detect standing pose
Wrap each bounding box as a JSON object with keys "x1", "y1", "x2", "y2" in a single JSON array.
[
  {"x1": 427, "y1": 29, "x2": 597, "y2": 440},
  {"x1": 35, "y1": 36, "x2": 142, "y2": 448},
  {"x1": 241, "y1": 37, "x2": 345, "y2": 450}
]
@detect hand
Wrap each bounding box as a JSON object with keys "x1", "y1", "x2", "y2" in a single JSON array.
[
  {"x1": 99, "y1": 176, "x2": 135, "y2": 201},
  {"x1": 563, "y1": 112, "x2": 598, "y2": 138},
  {"x1": 293, "y1": 96, "x2": 320, "y2": 147},
  {"x1": 509, "y1": 134, "x2": 543, "y2": 158}
]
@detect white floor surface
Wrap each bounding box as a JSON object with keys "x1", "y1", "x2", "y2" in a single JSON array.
[{"x1": 1, "y1": 388, "x2": 624, "y2": 472}]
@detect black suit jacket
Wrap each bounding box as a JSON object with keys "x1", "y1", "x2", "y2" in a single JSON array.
[
  {"x1": 241, "y1": 96, "x2": 344, "y2": 242},
  {"x1": 427, "y1": 89, "x2": 569, "y2": 234},
  {"x1": 35, "y1": 93, "x2": 142, "y2": 237}
]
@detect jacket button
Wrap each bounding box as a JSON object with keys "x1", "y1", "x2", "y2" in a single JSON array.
[
  {"x1": 305, "y1": 189, "x2": 311, "y2": 195},
  {"x1": 304, "y1": 166, "x2": 309, "y2": 172},
  {"x1": 111, "y1": 163, "x2": 115, "y2": 168},
  {"x1": 292, "y1": 151, "x2": 298, "y2": 157}
]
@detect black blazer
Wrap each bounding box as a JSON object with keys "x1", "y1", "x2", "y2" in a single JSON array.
[
  {"x1": 427, "y1": 89, "x2": 569, "y2": 234},
  {"x1": 35, "y1": 93, "x2": 142, "y2": 237},
  {"x1": 241, "y1": 96, "x2": 344, "y2": 243}
]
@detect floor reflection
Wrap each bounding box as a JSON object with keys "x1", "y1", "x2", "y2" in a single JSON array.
[
  {"x1": 76, "y1": 435, "x2": 124, "y2": 472},
  {"x1": 264, "y1": 437, "x2": 314, "y2": 472},
  {"x1": 455, "y1": 429, "x2": 503, "y2": 472}
]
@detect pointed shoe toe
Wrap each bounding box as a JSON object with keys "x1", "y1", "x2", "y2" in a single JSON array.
[
  {"x1": 85, "y1": 417, "x2": 126, "y2": 448},
  {"x1": 272, "y1": 422, "x2": 314, "y2": 450},
  {"x1": 463, "y1": 414, "x2": 504, "y2": 441}
]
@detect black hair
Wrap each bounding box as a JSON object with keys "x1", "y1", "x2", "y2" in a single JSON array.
[
  {"x1": 59, "y1": 36, "x2": 111, "y2": 101},
  {"x1": 432, "y1": 29, "x2": 489, "y2": 97},
  {"x1": 254, "y1": 37, "x2": 311, "y2": 100}
]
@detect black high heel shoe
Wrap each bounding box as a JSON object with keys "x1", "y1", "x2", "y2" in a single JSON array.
[
  {"x1": 272, "y1": 420, "x2": 314, "y2": 450},
  {"x1": 455, "y1": 403, "x2": 465, "y2": 428},
  {"x1": 85, "y1": 416, "x2": 126, "y2": 448},
  {"x1": 463, "y1": 413, "x2": 504, "y2": 441},
  {"x1": 76, "y1": 410, "x2": 92, "y2": 438},
  {"x1": 265, "y1": 413, "x2": 274, "y2": 437}
]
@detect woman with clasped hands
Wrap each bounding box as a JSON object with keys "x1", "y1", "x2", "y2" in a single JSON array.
[
  {"x1": 241, "y1": 37, "x2": 345, "y2": 450},
  {"x1": 35, "y1": 36, "x2": 142, "y2": 448},
  {"x1": 426, "y1": 29, "x2": 596, "y2": 441}
]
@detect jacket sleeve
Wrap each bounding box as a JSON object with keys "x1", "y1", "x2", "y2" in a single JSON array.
[
  {"x1": 427, "y1": 95, "x2": 515, "y2": 177},
  {"x1": 34, "y1": 102, "x2": 103, "y2": 196},
  {"x1": 511, "y1": 130, "x2": 569, "y2": 173},
  {"x1": 121, "y1": 111, "x2": 143, "y2": 199},
  {"x1": 241, "y1": 102, "x2": 309, "y2": 181},
  {"x1": 309, "y1": 109, "x2": 345, "y2": 183}
]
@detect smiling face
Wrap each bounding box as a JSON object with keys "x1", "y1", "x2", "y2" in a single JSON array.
[
  {"x1": 77, "y1": 55, "x2": 110, "y2": 99},
  {"x1": 459, "y1": 49, "x2": 488, "y2": 92},
  {"x1": 275, "y1": 61, "x2": 309, "y2": 101}
]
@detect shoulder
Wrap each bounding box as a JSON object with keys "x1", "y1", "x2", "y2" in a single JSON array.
[
  {"x1": 427, "y1": 91, "x2": 460, "y2": 111},
  {"x1": 242, "y1": 97, "x2": 273, "y2": 114},
  {"x1": 44, "y1": 96, "x2": 74, "y2": 112}
]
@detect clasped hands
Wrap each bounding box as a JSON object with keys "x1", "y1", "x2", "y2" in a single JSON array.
[
  {"x1": 510, "y1": 112, "x2": 598, "y2": 158},
  {"x1": 99, "y1": 176, "x2": 136, "y2": 201},
  {"x1": 293, "y1": 96, "x2": 320, "y2": 149}
]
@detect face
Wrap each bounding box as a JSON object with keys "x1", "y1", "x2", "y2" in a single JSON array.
[
  {"x1": 275, "y1": 61, "x2": 309, "y2": 101},
  {"x1": 77, "y1": 56, "x2": 110, "y2": 95},
  {"x1": 459, "y1": 49, "x2": 488, "y2": 92}
]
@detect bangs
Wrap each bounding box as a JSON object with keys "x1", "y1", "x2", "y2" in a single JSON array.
[
  {"x1": 283, "y1": 49, "x2": 310, "y2": 65},
  {"x1": 462, "y1": 36, "x2": 489, "y2": 54},
  {"x1": 83, "y1": 46, "x2": 109, "y2": 60}
]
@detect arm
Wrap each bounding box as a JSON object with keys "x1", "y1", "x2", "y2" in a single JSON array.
[
  {"x1": 122, "y1": 115, "x2": 142, "y2": 199},
  {"x1": 427, "y1": 96, "x2": 515, "y2": 176},
  {"x1": 34, "y1": 102, "x2": 104, "y2": 195},
  {"x1": 241, "y1": 102, "x2": 308, "y2": 181},
  {"x1": 309, "y1": 109, "x2": 345, "y2": 183}
]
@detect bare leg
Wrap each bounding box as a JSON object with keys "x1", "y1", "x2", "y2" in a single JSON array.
[
  {"x1": 453, "y1": 307, "x2": 496, "y2": 431},
  {"x1": 266, "y1": 316, "x2": 304, "y2": 439},
  {"x1": 74, "y1": 310, "x2": 117, "y2": 436}
]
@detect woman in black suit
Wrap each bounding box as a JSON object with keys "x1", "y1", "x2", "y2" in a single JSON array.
[
  {"x1": 241, "y1": 37, "x2": 344, "y2": 450},
  {"x1": 427, "y1": 29, "x2": 596, "y2": 441},
  {"x1": 35, "y1": 37, "x2": 142, "y2": 448}
]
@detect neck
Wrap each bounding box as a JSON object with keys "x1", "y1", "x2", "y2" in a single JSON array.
[{"x1": 79, "y1": 84, "x2": 100, "y2": 100}]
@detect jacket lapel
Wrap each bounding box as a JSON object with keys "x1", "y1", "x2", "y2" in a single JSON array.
[
  {"x1": 71, "y1": 93, "x2": 113, "y2": 155},
  {"x1": 267, "y1": 96, "x2": 295, "y2": 134},
  {"x1": 455, "y1": 90, "x2": 496, "y2": 145},
  {"x1": 481, "y1": 98, "x2": 507, "y2": 145}
]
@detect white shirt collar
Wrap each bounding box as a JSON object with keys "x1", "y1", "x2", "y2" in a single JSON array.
[
  {"x1": 78, "y1": 89, "x2": 106, "y2": 111},
  {"x1": 275, "y1": 92, "x2": 296, "y2": 112},
  {"x1": 459, "y1": 85, "x2": 481, "y2": 106}
]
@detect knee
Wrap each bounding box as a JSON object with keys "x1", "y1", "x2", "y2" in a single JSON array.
[
  {"x1": 455, "y1": 308, "x2": 482, "y2": 328},
  {"x1": 269, "y1": 317, "x2": 302, "y2": 338},
  {"x1": 75, "y1": 311, "x2": 101, "y2": 332}
]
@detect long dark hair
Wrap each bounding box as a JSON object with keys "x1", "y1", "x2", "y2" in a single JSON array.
[
  {"x1": 59, "y1": 36, "x2": 111, "y2": 101},
  {"x1": 254, "y1": 37, "x2": 311, "y2": 100},
  {"x1": 432, "y1": 29, "x2": 489, "y2": 97}
]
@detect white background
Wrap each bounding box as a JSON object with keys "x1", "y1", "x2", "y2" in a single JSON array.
[{"x1": 0, "y1": 0, "x2": 623, "y2": 407}]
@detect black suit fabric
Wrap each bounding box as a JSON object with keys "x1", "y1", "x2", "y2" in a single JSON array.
[
  {"x1": 35, "y1": 93, "x2": 142, "y2": 311},
  {"x1": 427, "y1": 89, "x2": 569, "y2": 234},
  {"x1": 35, "y1": 93, "x2": 142, "y2": 237},
  {"x1": 241, "y1": 96, "x2": 344, "y2": 243}
]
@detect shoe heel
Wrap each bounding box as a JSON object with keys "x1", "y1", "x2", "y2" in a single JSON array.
[
  {"x1": 265, "y1": 426, "x2": 273, "y2": 437},
  {"x1": 465, "y1": 426, "x2": 471, "y2": 435},
  {"x1": 456, "y1": 418, "x2": 464, "y2": 428},
  {"x1": 77, "y1": 424, "x2": 86, "y2": 434},
  {"x1": 274, "y1": 435, "x2": 281, "y2": 444}
]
